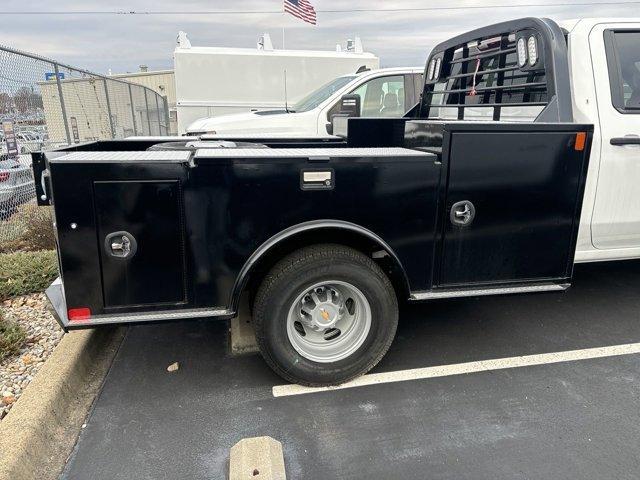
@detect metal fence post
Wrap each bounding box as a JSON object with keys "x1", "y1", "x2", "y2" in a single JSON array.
[
  {"x1": 144, "y1": 88, "x2": 152, "y2": 135},
  {"x1": 103, "y1": 79, "x2": 115, "y2": 139},
  {"x1": 54, "y1": 63, "x2": 72, "y2": 145},
  {"x1": 163, "y1": 96, "x2": 171, "y2": 135},
  {"x1": 154, "y1": 94, "x2": 162, "y2": 135},
  {"x1": 128, "y1": 83, "x2": 138, "y2": 136}
]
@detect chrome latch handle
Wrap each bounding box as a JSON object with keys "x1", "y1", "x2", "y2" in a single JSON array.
[
  {"x1": 110, "y1": 236, "x2": 131, "y2": 257},
  {"x1": 450, "y1": 200, "x2": 476, "y2": 227},
  {"x1": 40, "y1": 170, "x2": 49, "y2": 201},
  {"x1": 455, "y1": 204, "x2": 471, "y2": 219},
  {"x1": 104, "y1": 231, "x2": 137, "y2": 259}
]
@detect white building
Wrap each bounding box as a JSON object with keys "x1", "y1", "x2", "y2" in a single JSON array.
[
  {"x1": 39, "y1": 69, "x2": 173, "y2": 144},
  {"x1": 110, "y1": 68, "x2": 177, "y2": 134}
]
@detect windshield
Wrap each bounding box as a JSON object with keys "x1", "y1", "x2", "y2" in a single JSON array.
[{"x1": 291, "y1": 75, "x2": 357, "y2": 112}]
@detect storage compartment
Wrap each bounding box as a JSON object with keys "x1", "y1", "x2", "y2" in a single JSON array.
[
  {"x1": 403, "y1": 121, "x2": 591, "y2": 289},
  {"x1": 94, "y1": 180, "x2": 187, "y2": 308},
  {"x1": 439, "y1": 129, "x2": 588, "y2": 286}
]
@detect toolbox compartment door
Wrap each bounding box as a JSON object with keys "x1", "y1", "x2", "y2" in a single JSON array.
[
  {"x1": 440, "y1": 130, "x2": 588, "y2": 286},
  {"x1": 94, "y1": 180, "x2": 186, "y2": 308}
]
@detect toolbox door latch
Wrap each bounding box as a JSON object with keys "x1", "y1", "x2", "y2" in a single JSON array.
[
  {"x1": 104, "y1": 231, "x2": 138, "y2": 259},
  {"x1": 450, "y1": 200, "x2": 476, "y2": 227}
]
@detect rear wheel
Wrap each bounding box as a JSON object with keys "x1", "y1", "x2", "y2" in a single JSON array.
[{"x1": 253, "y1": 244, "x2": 398, "y2": 386}]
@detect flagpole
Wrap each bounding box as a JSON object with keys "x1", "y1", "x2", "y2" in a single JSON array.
[{"x1": 282, "y1": 7, "x2": 285, "y2": 49}]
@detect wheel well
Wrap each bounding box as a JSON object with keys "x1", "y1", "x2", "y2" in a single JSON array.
[{"x1": 238, "y1": 227, "x2": 410, "y2": 309}]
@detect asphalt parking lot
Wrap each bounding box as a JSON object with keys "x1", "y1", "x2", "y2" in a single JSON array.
[{"x1": 61, "y1": 260, "x2": 640, "y2": 480}]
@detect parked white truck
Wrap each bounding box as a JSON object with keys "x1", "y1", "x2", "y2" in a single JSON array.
[
  {"x1": 185, "y1": 67, "x2": 424, "y2": 136},
  {"x1": 174, "y1": 33, "x2": 379, "y2": 133},
  {"x1": 563, "y1": 18, "x2": 640, "y2": 262}
]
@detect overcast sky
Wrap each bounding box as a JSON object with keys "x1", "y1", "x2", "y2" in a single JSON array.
[{"x1": 3, "y1": 0, "x2": 639, "y2": 74}]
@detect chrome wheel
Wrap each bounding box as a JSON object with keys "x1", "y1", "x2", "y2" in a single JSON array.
[{"x1": 286, "y1": 280, "x2": 371, "y2": 363}]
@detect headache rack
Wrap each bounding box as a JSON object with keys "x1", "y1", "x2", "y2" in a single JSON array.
[{"x1": 419, "y1": 17, "x2": 572, "y2": 123}]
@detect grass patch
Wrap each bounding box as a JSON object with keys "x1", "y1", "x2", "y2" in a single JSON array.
[
  {"x1": 0, "y1": 312, "x2": 26, "y2": 361},
  {"x1": 0, "y1": 250, "x2": 58, "y2": 301}
]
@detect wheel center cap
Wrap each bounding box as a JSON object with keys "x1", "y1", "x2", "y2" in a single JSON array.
[{"x1": 315, "y1": 304, "x2": 337, "y2": 326}]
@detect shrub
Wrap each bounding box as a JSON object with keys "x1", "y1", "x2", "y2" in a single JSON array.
[
  {"x1": 19, "y1": 205, "x2": 55, "y2": 252},
  {"x1": 0, "y1": 250, "x2": 58, "y2": 301},
  {"x1": 0, "y1": 312, "x2": 26, "y2": 361},
  {"x1": 0, "y1": 204, "x2": 55, "y2": 254}
]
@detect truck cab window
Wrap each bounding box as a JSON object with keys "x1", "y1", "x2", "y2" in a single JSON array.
[
  {"x1": 605, "y1": 30, "x2": 640, "y2": 113},
  {"x1": 350, "y1": 75, "x2": 405, "y2": 117},
  {"x1": 292, "y1": 75, "x2": 357, "y2": 113}
]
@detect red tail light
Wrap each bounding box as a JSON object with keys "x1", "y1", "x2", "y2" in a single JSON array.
[
  {"x1": 0, "y1": 172, "x2": 9, "y2": 182},
  {"x1": 68, "y1": 307, "x2": 91, "y2": 322}
]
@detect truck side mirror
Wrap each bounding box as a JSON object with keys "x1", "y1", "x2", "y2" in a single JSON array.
[
  {"x1": 338, "y1": 94, "x2": 361, "y2": 117},
  {"x1": 328, "y1": 94, "x2": 361, "y2": 135}
]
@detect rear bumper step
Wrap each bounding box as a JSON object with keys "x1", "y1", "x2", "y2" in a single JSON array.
[{"x1": 45, "y1": 277, "x2": 232, "y2": 331}]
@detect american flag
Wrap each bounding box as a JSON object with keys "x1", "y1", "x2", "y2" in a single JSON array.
[{"x1": 284, "y1": 0, "x2": 317, "y2": 25}]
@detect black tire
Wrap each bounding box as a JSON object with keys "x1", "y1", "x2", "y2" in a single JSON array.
[{"x1": 253, "y1": 244, "x2": 398, "y2": 386}]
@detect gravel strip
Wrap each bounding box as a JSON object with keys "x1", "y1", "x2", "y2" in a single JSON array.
[{"x1": 1, "y1": 293, "x2": 64, "y2": 420}]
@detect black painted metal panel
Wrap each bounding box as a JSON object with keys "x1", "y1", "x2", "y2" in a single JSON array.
[
  {"x1": 48, "y1": 150, "x2": 440, "y2": 316},
  {"x1": 440, "y1": 130, "x2": 588, "y2": 286},
  {"x1": 186, "y1": 154, "x2": 441, "y2": 308},
  {"x1": 94, "y1": 180, "x2": 186, "y2": 308},
  {"x1": 49, "y1": 161, "x2": 190, "y2": 315},
  {"x1": 345, "y1": 118, "x2": 410, "y2": 147}
]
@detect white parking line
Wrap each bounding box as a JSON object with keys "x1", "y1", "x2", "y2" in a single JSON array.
[{"x1": 272, "y1": 342, "x2": 640, "y2": 397}]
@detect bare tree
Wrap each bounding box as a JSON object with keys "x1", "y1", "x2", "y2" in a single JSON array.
[
  {"x1": 13, "y1": 86, "x2": 43, "y2": 112},
  {"x1": 0, "y1": 92, "x2": 11, "y2": 114}
]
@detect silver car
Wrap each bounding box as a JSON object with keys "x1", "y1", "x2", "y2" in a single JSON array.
[{"x1": 0, "y1": 158, "x2": 35, "y2": 214}]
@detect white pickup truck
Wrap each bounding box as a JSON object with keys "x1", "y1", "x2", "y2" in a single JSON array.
[
  {"x1": 559, "y1": 18, "x2": 640, "y2": 263},
  {"x1": 185, "y1": 67, "x2": 424, "y2": 136}
]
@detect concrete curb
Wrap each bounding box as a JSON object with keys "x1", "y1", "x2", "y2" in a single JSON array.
[
  {"x1": 229, "y1": 436, "x2": 286, "y2": 480},
  {"x1": 0, "y1": 326, "x2": 125, "y2": 480}
]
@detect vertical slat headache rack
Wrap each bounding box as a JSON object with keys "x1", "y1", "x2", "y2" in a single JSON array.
[{"x1": 418, "y1": 17, "x2": 573, "y2": 123}]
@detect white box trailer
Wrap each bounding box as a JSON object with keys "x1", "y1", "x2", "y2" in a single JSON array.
[{"x1": 174, "y1": 33, "x2": 379, "y2": 133}]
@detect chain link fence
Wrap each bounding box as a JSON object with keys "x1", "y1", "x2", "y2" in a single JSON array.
[{"x1": 0, "y1": 45, "x2": 171, "y2": 249}]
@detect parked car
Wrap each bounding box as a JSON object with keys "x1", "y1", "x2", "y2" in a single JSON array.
[
  {"x1": 36, "y1": 17, "x2": 639, "y2": 386},
  {"x1": 185, "y1": 67, "x2": 424, "y2": 136},
  {"x1": 0, "y1": 158, "x2": 35, "y2": 214}
]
